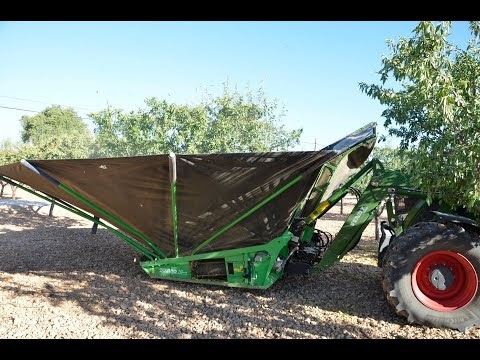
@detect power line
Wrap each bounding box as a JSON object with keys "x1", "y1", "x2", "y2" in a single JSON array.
[
  {"x1": 300, "y1": 140, "x2": 325, "y2": 146},
  {"x1": 0, "y1": 104, "x2": 91, "y2": 121},
  {"x1": 0, "y1": 105, "x2": 37, "y2": 113},
  {"x1": 0, "y1": 95, "x2": 97, "y2": 112}
]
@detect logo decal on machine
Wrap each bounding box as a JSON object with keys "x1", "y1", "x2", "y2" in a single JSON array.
[{"x1": 350, "y1": 206, "x2": 367, "y2": 226}]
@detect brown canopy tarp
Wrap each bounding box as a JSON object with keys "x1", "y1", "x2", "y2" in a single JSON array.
[{"x1": 0, "y1": 123, "x2": 376, "y2": 257}]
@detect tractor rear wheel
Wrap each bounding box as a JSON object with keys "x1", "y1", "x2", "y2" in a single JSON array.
[{"x1": 382, "y1": 221, "x2": 480, "y2": 331}]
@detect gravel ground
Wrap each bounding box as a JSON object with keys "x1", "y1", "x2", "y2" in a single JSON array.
[{"x1": 1, "y1": 187, "x2": 479, "y2": 339}]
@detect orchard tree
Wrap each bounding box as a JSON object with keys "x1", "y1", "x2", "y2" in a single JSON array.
[
  {"x1": 203, "y1": 85, "x2": 301, "y2": 152},
  {"x1": 0, "y1": 149, "x2": 19, "y2": 166},
  {"x1": 20, "y1": 105, "x2": 94, "y2": 159},
  {"x1": 90, "y1": 84, "x2": 302, "y2": 157},
  {"x1": 90, "y1": 101, "x2": 210, "y2": 157},
  {"x1": 359, "y1": 21, "x2": 480, "y2": 215},
  {"x1": 21, "y1": 133, "x2": 94, "y2": 160},
  {"x1": 372, "y1": 146, "x2": 411, "y2": 173},
  {"x1": 354, "y1": 145, "x2": 411, "y2": 192}
]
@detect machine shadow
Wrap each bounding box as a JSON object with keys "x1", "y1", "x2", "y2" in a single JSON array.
[{"x1": 0, "y1": 205, "x2": 410, "y2": 339}]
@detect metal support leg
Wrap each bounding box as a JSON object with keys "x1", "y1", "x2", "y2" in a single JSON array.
[
  {"x1": 49, "y1": 203, "x2": 55, "y2": 216},
  {"x1": 92, "y1": 216, "x2": 99, "y2": 234}
]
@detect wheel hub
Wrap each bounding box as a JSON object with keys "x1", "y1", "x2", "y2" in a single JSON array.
[
  {"x1": 412, "y1": 250, "x2": 478, "y2": 312},
  {"x1": 429, "y1": 266, "x2": 454, "y2": 290}
]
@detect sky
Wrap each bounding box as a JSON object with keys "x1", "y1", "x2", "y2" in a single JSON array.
[{"x1": 0, "y1": 21, "x2": 473, "y2": 151}]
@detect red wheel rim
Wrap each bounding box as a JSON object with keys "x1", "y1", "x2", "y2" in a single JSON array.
[{"x1": 412, "y1": 250, "x2": 478, "y2": 311}]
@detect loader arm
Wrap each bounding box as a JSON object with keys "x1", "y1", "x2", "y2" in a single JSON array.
[{"x1": 310, "y1": 161, "x2": 424, "y2": 269}]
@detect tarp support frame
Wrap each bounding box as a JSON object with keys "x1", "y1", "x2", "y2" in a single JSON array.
[
  {"x1": 0, "y1": 175, "x2": 158, "y2": 260},
  {"x1": 191, "y1": 174, "x2": 305, "y2": 255},
  {"x1": 169, "y1": 152, "x2": 179, "y2": 257}
]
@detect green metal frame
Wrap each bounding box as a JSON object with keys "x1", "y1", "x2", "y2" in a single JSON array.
[
  {"x1": 0, "y1": 175, "x2": 159, "y2": 261},
  {"x1": 191, "y1": 174, "x2": 304, "y2": 255},
  {"x1": 139, "y1": 137, "x2": 383, "y2": 288},
  {"x1": 58, "y1": 183, "x2": 166, "y2": 258},
  {"x1": 315, "y1": 161, "x2": 426, "y2": 268},
  {"x1": 1, "y1": 131, "x2": 384, "y2": 289},
  {"x1": 169, "y1": 153, "x2": 179, "y2": 257},
  {"x1": 141, "y1": 231, "x2": 292, "y2": 289},
  {"x1": 3, "y1": 123, "x2": 450, "y2": 290}
]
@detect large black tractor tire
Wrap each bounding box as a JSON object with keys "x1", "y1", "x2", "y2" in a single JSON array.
[{"x1": 382, "y1": 221, "x2": 480, "y2": 331}]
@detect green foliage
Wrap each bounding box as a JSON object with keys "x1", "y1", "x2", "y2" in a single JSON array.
[
  {"x1": 353, "y1": 145, "x2": 412, "y2": 192},
  {"x1": 90, "y1": 84, "x2": 302, "y2": 157},
  {"x1": 372, "y1": 146, "x2": 411, "y2": 172},
  {"x1": 90, "y1": 101, "x2": 208, "y2": 157},
  {"x1": 25, "y1": 134, "x2": 94, "y2": 160},
  {"x1": 20, "y1": 105, "x2": 94, "y2": 159},
  {"x1": 0, "y1": 136, "x2": 93, "y2": 165},
  {"x1": 203, "y1": 85, "x2": 301, "y2": 152},
  {"x1": 0, "y1": 139, "x2": 28, "y2": 166},
  {"x1": 359, "y1": 21, "x2": 480, "y2": 216},
  {"x1": 0, "y1": 149, "x2": 21, "y2": 166}
]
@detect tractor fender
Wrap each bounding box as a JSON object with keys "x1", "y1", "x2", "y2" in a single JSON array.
[
  {"x1": 430, "y1": 211, "x2": 480, "y2": 233},
  {"x1": 377, "y1": 211, "x2": 480, "y2": 268}
]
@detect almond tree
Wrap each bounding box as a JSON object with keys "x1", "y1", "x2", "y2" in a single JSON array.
[
  {"x1": 90, "y1": 84, "x2": 302, "y2": 157},
  {"x1": 360, "y1": 21, "x2": 480, "y2": 215},
  {"x1": 20, "y1": 105, "x2": 94, "y2": 159}
]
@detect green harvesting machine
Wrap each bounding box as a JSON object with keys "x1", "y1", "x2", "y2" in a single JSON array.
[{"x1": 2, "y1": 122, "x2": 480, "y2": 332}]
